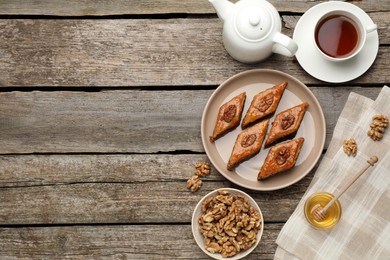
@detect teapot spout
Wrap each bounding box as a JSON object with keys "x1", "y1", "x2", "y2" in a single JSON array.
[{"x1": 209, "y1": 0, "x2": 234, "y2": 21}]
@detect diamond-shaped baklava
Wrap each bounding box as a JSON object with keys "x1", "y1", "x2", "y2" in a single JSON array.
[
  {"x1": 241, "y1": 82, "x2": 287, "y2": 129},
  {"x1": 227, "y1": 119, "x2": 269, "y2": 171},
  {"x1": 209, "y1": 92, "x2": 246, "y2": 143},
  {"x1": 258, "y1": 137, "x2": 305, "y2": 180},
  {"x1": 264, "y1": 102, "x2": 308, "y2": 147}
]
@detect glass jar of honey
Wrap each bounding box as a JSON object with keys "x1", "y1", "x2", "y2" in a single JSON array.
[{"x1": 304, "y1": 192, "x2": 342, "y2": 229}]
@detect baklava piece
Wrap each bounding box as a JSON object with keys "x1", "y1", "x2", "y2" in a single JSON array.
[
  {"x1": 209, "y1": 92, "x2": 246, "y2": 143},
  {"x1": 264, "y1": 102, "x2": 308, "y2": 147},
  {"x1": 258, "y1": 137, "x2": 305, "y2": 180},
  {"x1": 227, "y1": 119, "x2": 269, "y2": 171},
  {"x1": 241, "y1": 82, "x2": 287, "y2": 129}
]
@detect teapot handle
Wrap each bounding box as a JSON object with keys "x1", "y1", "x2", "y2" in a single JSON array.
[{"x1": 272, "y1": 32, "x2": 298, "y2": 57}]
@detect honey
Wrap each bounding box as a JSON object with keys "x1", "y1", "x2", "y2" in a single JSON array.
[{"x1": 304, "y1": 192, "x2": 342, "y2": 229}]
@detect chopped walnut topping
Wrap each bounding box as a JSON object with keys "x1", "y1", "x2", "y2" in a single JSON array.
[
  {"x1": 221, "y1": 105, "x2": 237, "y2": 123},
  {"x1": 281, "y1": 114, "x2": 295, "y2": 130},
  {"x1": 241, "y1": 134, "x2": 257, "y2": 148},
  {"x1": 195, "y1": 161, "x2": 211, "y2": 177},
  {"x1": 198, "y1": 190, "x2": 262, "y2": 258},
  {"x1": 256, "y1": 94, "x2": 274, "y2": 112},
  {"x1": 186, "y1": 175, "x2": 202, "y2": 192},
  {"x1": 276, "y1": 147, "x2": 290, "y2": 165},
  {"x1": 368, "y1": 114, "x2": 388, "y2": 141},
  {"x1": 343, "y1": 138, "x2": 357, "y2": 157}
]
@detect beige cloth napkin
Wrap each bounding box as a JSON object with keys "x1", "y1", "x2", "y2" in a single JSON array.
[{"x1": 274, "y1": 86, "x2": 390, "y2": 260}]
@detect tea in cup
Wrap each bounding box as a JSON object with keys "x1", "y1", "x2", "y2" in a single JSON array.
[{"x1": 313, "y1": 10, "x2": 377, "y2": 62}]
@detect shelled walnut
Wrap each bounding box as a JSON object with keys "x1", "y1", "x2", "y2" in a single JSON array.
[
  {"x1": 343, "y1": 138, "x2": 357, "y2": 157},
  {"x1": 276, "y1": 147, "x2": 290, "y2": 165},
  {"x1": 241, "y1": 134, "x2": 257, "y2": 148},
  {"x1": 198, "y1": 190, "x2": 262, "y2": 258},
  {"x1": 367, "y1": 114, "x2": 389, "y2": 141},
  {"x1": 281, "y1": 114, "x2": 295, "y2": 130},
  {"x1": 186, "y1": 161, "x2": 211, "y2": 192},
  {"x1": 221, "y1": 105, "x2": 237, "y2": 123},
  {"x1": 195, "y1": 161, "x2": 211, "y2": 177},
  {"x1": 186, "y1": 175, "x2": 202, "y2": 192},
  {"x1": 255, "y1": 94, "x2": 273, "y2": 112}
]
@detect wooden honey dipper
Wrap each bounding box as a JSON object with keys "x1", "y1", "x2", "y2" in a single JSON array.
[{"x1": 311, "y1": 156, "x2": 378, "y2": 223}]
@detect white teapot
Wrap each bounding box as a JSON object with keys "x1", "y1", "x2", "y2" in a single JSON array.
[{"x1": 209, "y1": 0, "x2": 298, "y2": 63}]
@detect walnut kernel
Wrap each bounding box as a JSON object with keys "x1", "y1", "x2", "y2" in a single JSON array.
[
  {"x1": 368, "y1": 114, "x2": 388, "y2": 141},
  {"x1": 221, "y1": 105, "x2": 237, "y2": 123},
  {"x1": 241, "y1": 134, "x2": 257, "y2": 148},
  {"x1": 256, "y1": 94, "x2": 273, "y2": 112},
  {"x1": 198, "y1": 190, "x2": 261, "y2": 258},
  {"x1": 276, "y1": 147, "x2": 290, "y2": 165},
  {"x1": 186, "y1": 175, "x2": 202, "y2": 192},
  {"x1": 343, "y1": 138, "x2": 357, "y2": 157},
  {"x1": 195, "y1": 161, "x2": 211, "y2": 177},
  {"x1": 281, "y1": 114, "x2": 295, "y2": 130}
]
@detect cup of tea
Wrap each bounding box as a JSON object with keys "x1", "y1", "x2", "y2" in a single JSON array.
[{"x1": 313, "y1": 10, "x2": 377, "y2": 62}]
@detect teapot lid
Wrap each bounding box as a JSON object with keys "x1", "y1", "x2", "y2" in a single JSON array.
[{"x1": 234, "y1": 2, "x2": 274, "y2": 42}]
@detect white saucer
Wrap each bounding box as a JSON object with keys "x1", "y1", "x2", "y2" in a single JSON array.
[{"x1": 293, "y1": 1, "x2": 379, "y2": 83}]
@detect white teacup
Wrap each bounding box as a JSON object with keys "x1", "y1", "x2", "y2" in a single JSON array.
[{"x1": 313, "y1": 10, "x2": 377, "y2": 62}]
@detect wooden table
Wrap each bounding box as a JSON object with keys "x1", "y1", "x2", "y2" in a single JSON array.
[{"x1": 0, "y1": 1, "x2": 388, "y2": 259}]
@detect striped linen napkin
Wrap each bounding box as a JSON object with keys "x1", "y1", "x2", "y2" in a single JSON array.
[{"x1": 274, "y1": 86, "x2": 390, "y2": 260}]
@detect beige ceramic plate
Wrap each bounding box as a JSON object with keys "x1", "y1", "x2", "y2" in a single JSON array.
[
  {"x1": 201, "y1": 69, "x2": 326, "y2": 191},
  {"x1": 192, "y1": 188, "x2": 264, "y2": 259}
]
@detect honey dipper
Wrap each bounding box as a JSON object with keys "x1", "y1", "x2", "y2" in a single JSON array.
[{"x1": 311, "y1": 156, "x2": 378, "y2": 223}]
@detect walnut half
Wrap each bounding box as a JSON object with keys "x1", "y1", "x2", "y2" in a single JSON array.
[
  {"x1": 195, "y1": 161, "x2": 211, "y2": 177},
  {"x1": 281, "y1": 114, "x2": 295, "y2": 130},
  {"x1": 241, "y1": 134, "x2": 257, "y2": 148},
  {"x1": 343, "y1": 138, "x2": 357, "y2": 157},
  {"x1": 368, "y1": 114, "x2": 388, "y2": 141},
  {"x1": 186, "y1": 175, "x2": 202, "y2": 192},
  {"x1": 221, "y1": 105, "x2": 237, "y2": 123},
  {"x1": 276, "y1": 147, "x2": 290, "y2": 165},
  {"x1": 255, "y1": 94, "x2": 273, "y2": 112}
]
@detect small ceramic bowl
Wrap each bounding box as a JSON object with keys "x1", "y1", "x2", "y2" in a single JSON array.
[{"x1": 191, "y1": 188, "x2": 264, "y2": 260}]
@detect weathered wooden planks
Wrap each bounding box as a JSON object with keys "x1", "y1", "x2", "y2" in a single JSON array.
[
  {"x1": 0, "y1": 16, "x2": 388, "y2": 88},
  {"x1": 0, "y1": 224, "x2": 282, "y2": 259},
  {"x1": 0, "y1": 87, "x2": 381, "y2": 154},
  {"x1": 0, "y1": 154, "x2": 314, "y2": 224},
  {"x1": 0, "y1": 154, "x2": 216, "y2": 187},
  {"x1": 0, "y1": 179, "x2": 310, "y2": 224},
  {"x1": 0, "y1": 90, "x2": 206, "y2": 153},
  {"x1": 0, "y1": 0, "x2": 387, "y2": 16}
]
